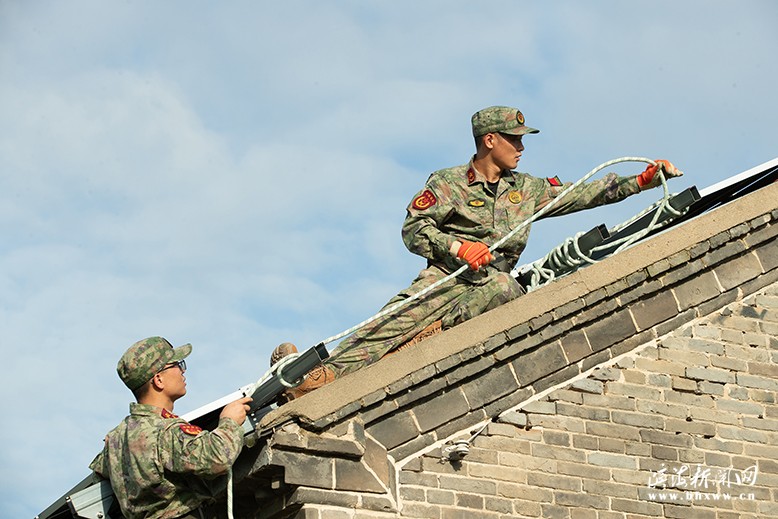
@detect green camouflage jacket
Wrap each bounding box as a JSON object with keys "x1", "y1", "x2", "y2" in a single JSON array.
[
  {"x1": 402, "y1": 158, "x2": 641, "y2": 272},
  {"x1": 90, "y1": 403, "x2": 244, "y2": 519}
]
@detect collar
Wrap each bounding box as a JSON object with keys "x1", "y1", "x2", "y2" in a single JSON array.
[
  {"x1": 129, "y1": 402, "x2": 178, "y2": 419},
  {"x1": 465, "y1": 158, "x2": 518, "y2": 187}
]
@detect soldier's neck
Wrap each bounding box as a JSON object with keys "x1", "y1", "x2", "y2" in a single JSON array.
[{"x1": 472, "y1": 155, "x2": 503, "y2": 183}]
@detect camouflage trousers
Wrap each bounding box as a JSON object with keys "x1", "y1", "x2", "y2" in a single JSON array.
[{"x1": 325, "y1": 264, "x2": 524, "y2": 377}]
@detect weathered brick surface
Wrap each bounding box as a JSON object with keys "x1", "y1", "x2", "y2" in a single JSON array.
[
  {"x1": 246, "y1": 187, "x2": 778, "y2": 517},
  {"x1": 391, "y1": 283, "x2": 778, "y2": 518}
]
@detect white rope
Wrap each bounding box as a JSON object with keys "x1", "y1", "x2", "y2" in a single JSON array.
[
  {"x1": 224, "y1": 352, "x2": 304, "y2": 519},
  {"x1": 227, "y1": 467, "x2": 234, "y2": 519},
  {"x1": 523, "y1": 162, "x2": 683, "y2": 291},
  {"x1": 323, "y1": 156, "x2": 659, "y2": 354}
]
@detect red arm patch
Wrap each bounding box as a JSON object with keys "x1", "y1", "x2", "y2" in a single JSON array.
[
  {"x1": 412, "y1": 189, "x2": 437, "y2": 210},
  {"x1": 547, "y1": 176, "x2": 562, "y2": 187},
  {"x1": 179, "y1": 424, "x2": 203, "y2": 436}
]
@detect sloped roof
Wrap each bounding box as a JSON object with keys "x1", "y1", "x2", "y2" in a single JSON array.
[{"x1": 257, "y1": 175, "x2": 778, "y2": 434}]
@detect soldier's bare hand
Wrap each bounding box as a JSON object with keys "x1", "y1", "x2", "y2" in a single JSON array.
[{"x1": 220, "y1": 396, "x2": 252, "y2": 425}]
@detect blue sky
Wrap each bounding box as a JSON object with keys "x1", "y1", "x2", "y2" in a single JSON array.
[{"x1": 2, "y1": 1, "x2": 776, "y2": 517}]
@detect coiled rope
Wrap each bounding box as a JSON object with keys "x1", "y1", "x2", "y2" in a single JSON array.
[{"x1": 522, "y1": 161, "x2": 681, "y2": 290}]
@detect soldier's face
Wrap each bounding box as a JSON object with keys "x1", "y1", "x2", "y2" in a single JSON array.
[
  {"x1": 493, "y1": 133, "x2": 524, "y2": 170},
  {"x1": 158, "y1": 362, "x2": 187, "y2": 399}
]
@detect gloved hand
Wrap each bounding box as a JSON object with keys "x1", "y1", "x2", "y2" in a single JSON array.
[
  {"x1": 637, "y1": 159, "x2": 683, "y2": 190},
  {"x1": 454, "y1": 240, "x2": 494, "y2": 270}
]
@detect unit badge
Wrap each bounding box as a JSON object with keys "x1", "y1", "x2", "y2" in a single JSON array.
[
  {"x1": 516, "y1": 110, "x2": 525, "y2": 125},
  {"x1": 508, "y1": 191, "x2": 523, "y2": 204},
  {"x1": 547, "y1": 176, "x2": 562, "y2": 187},
  {"x1": 412, "y1": 189, "x2": 437, "y2": 210},
  {"x1": 467, "y1": 167, "x2": 476, "y2": 183},
  {"x1": 468, "y1": 199, "x2": 485, "y2": 207},
  {"x1": 179, "y1": 424, "x2": 203, "y2": 436}
]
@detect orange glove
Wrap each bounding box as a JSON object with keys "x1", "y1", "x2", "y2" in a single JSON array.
[
  {"x1": 455, "y1": 240, "x2": 493, "y2": 270},
  {"x1": 637, "y1": 159, "x2": 683, "y2": 190}
]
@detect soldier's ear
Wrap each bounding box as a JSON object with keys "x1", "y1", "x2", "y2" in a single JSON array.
[{"x1": 150, "y1": 372, "x2": 165, "y2": 391}]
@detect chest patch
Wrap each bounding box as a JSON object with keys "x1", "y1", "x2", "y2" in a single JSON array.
[
  {"x1": 468, "y1": 199, "x2": 485, "y2": 207},
  {"x1": 508, "y1": 191, "x2": 523, "y2": 204},
  {"x1": 179, "y1": 424, "x2": 203, "y2": 436},
  {"x1": 412, "y1": 189, "x2": 437, "y2": 210}
]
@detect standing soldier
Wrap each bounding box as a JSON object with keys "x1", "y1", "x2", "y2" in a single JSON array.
[
  {"x1": 274, "y1": 105, "x2": 682, "y2": 398},
  {"x1": 90, "y1": 336, "x2": 252, "y2": 519}
]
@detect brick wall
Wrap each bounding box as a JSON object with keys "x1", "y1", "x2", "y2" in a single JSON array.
[
  {"x1": 399, "y1": 283, "x2": 778, "y2": 519},
  {"x1": 238, "y1": 184, "x2": 778, "y2": 518}
]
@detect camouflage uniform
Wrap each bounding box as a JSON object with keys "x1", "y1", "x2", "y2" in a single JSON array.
[
  {"x1": 90, "y1": 406, "x2": 243, "y2": 519},
  {"x1": 90, "y1": 337, "x2": 245, "y2": 519},
  {"x1": 326, "y1": 111, "x2": 641, "y2": 376}
]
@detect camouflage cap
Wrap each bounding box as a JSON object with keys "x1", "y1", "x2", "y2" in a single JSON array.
[
  {"x1": 471, "y1": 106, "x2": 540, "y2": 137},
  {"x1": 117, "y1": 336, "x2": 192, "y2": 391}
]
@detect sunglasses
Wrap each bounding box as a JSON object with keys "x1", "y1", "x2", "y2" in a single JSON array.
[{"x1": 158, "y1": 359, "x2": 187, "y2": 373}]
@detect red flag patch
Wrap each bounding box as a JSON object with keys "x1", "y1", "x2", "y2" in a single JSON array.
[
  {"x1": 547, "y1": 176, "x2": 562, "y2": 187},
  {"x1": 412, "y1": 189, "x2": 437, "y2": 210}
]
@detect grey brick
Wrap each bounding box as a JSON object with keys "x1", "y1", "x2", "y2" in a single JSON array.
[
  {"x1": 414, "y1": 388, "x2": 470, "y2": 433},
  {"x1": 535, "y1": 364, "x2": 580, "y2": 392},
  {"x1": 555, "y1": 490, "x2": 609, "y2": 509},
  {"x1": 713, "y1": 250, "x2": 763, "y2": 290},
  {"x1": 639, "y1": 429, "x2": 693, "y2": 447},
  {"x1": 631, "y1": 290, "x2": 678, "y2": 330},
  {"x1": 497, "y1": 410, "x2": 528, "y2": 428},
  {"x1": 587, "y1": 452, "x2": 636, "y2": 469},
  {"x1": 435, "y1": 408, "x2": 487, "y2": 440},
  {"x1": 736, "y1": 372, "x2": 778, "y2": 390},
  {"x1": 367, "y1": 410, "x2": 419, "y2": 450},
  {"x1": 753, "y1": 234, "x2": 778, "y2": 271},
  {"x1": 611, "y1": 410, "x2": 664, "y2": 429},
  {"x1": 333, "y1": 457, "x2": 385, "y2": 492},
  {"x1": 584, "y1": 309, "x2": 637, "y2": 352},
  {"x1": 672, "y1": 270, "x2": 721, "y2": 311},
  {"x1": 684, "y1": 366, "x2": 734, "y2": 384},
  {"x1": 569, "y1": 379, "x2": 603, "y2": 394},
  {"x1": 389, "y1": 432, "x2": 437, "y2": 462},
  {"x1": 560, "y1": 329, "x2": 591, "y2": 363},
  {"x1": 461, "y1": 363, "x2": 519, "y2": 409},
  {"x1": 512, "y1": 342, "x2": 566, "y2": 386}
]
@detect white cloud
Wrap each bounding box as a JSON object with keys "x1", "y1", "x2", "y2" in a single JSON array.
[{"x1": 2, "y1": 1, "x2": 777, "y2": 516}]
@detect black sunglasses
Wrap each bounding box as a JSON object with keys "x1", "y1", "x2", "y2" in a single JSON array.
[{"x1": 158, "y1": 359, "x2": 187, "y2": 373}]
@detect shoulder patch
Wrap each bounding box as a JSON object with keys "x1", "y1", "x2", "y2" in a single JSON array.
[
  {"x1": 467, "y1": 167, "x2": 476, "y2": 184},
  {"x1": 412, "y1": 189, "x2": 437, "y2": 210},
  {"x1": 547, "y1": 176, "x2": 562, "y2": 187},
  {"x1": 179, "y1": 424, "x2": 203, "y2": 436}
]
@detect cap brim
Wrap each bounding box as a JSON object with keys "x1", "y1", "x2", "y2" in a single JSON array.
[
  {"x1": 171, "y1": 343, "x2": 192, "y2": 362},
  {"x1": 503, "y1": 126, "x2": 540, "y2": 135}
]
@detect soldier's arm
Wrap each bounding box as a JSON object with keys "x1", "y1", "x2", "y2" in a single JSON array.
[
  {"x1": 534, "y1": 172, "x2": 641, "y2": 218},
  {"x1": 164, "y1": 417, "x2": 245, "y2": 478},
  {"x1": 402, "y1": 180, "x2": 456, "y2": 264}
]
